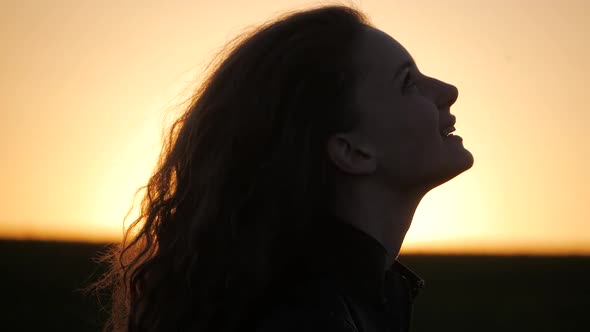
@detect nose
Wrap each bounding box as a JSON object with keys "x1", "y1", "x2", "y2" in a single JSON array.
[
  {"x1": 426, "y1": 77, "x2": 458, "y2": 110},
  {"x1": 436, "y1": 80, "x2": 459, "y2": 110}
]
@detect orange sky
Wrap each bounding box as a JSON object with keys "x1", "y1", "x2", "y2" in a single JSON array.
[{"x1": 1, "y1": 0, "x2": 588, "y2": 254}]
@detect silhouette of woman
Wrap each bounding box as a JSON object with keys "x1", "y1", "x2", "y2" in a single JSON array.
[{"x1": 92, "y1": 4, "x2": 474, "y2": 332}]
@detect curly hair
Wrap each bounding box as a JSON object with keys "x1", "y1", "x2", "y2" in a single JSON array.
[{"x1": 89, "y1": 4, "x2": 371, "y2": 331}]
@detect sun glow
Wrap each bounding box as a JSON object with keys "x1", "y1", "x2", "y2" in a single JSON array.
[{"x1": 1, "y1": 0, "x2": 588, "y2": 254}]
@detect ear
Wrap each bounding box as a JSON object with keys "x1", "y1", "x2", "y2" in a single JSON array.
[{"x1": 326, "y1": 133, "x2": 377, "y2": 175}]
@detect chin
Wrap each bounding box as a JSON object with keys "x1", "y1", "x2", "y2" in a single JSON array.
[
  {"x1": 420, "y1": 151, "x2": 475, "y2": 191},
  {"x1": 395, "y1": 148, "x2": 475, "y2": 193},
  {"x1": 456, "y1": 148, "x2": 475, "y2": 172},
  {"x1": 442, "y1": 150, "x2": 475, "y2": 183}
]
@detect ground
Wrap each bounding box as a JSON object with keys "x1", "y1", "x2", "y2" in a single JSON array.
[{"x1": 1, "y1": 240, "x2": 589, "y2": 331}]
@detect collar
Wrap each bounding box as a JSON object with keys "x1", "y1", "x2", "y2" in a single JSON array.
[{"x1": 277, "y1": 212, "x2": 425, "y2": 308}]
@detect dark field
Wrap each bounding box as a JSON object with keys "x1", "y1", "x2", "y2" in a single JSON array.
[{"x1": 2, "y1": 240, "x2": 589, "y2": 331}]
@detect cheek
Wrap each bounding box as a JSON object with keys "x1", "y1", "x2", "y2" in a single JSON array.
[
  {"x1": 396, "y1": 103, "x2": 439, "y2": 144},
  {"x1": 365, "y1": 99, "x2": 439, "y2": 156},
  {"x1": 388, "y1": 103, "x2": 442, "y2": 167}
]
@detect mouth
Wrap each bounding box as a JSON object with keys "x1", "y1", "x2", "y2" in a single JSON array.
[{"x1": 440, "y1": 125, "x2": 456, "y2": 138}]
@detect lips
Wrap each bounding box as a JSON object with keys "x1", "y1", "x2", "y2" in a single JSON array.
[
  {"x1": 440, "y1": 115, "x2": 457, "y2": 138},
  {"x1": 441, "y1": 125, "x2": 456, "y2": 137}
]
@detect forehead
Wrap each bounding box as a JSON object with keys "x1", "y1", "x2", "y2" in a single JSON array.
[{"x1": 352, "y1": 26, "x2": 414, "y2": 78}]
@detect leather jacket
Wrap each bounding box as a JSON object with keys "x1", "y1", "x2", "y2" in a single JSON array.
[{"x1": 255, "y1": 213, "x2": 425, "y2": 332}]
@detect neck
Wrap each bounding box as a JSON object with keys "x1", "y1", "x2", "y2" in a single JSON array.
[{"x1": 330, "y1": 182, "x2": 425, "y2": 267}]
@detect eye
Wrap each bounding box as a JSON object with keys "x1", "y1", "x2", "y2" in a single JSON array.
[{"x1": 402, "y1": 70, "x2": 419, "y2": 95}]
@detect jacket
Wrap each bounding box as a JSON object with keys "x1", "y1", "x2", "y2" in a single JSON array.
[{"x1": 255, "y1": 213, "x2": 425, "y2": 332}]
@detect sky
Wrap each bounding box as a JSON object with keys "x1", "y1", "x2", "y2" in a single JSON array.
[{"x1": 1, "y1": 0, "x2": 588, "y2": 254}]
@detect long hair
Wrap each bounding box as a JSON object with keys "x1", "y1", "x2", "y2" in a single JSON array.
[{"x1": 90, "y1": 4, "x2": 371, "y2": 331}]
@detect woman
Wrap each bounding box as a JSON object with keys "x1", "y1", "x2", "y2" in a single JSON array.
[{"x1": 93, "y1": 4, "x2": 474, "y2": 332}]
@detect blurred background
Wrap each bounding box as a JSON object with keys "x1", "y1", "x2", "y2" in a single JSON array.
[{"x1": 1, "y1": 0, "x2": 588, "y2": 331}]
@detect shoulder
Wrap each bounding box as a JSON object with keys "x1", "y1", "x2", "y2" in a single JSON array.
[{"x1": 255, "y1": 281, "x2": 359, "y2": 332}]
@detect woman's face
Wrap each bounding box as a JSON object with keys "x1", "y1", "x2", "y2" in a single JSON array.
[{"x1": 349, "y1": 26, "x2": 474, "y2": 192}]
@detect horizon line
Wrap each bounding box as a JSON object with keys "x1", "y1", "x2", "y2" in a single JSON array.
[{"x1": 2, "y1": 235, "x2": 589, "y2": 257}]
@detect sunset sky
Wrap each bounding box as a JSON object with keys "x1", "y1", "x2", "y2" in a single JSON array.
[{"x1": 1, "y1": 0, "x2": 588, "y2": 254}]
